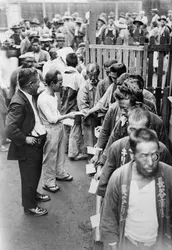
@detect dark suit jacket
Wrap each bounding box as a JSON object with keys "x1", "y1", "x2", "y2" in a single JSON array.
[{"x1": 6, "y1": 89, "x2": 35, "y2": 160}]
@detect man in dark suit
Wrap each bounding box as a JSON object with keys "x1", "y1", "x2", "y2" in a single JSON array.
[{"x1": 6, "y1": 67, "x2": 50, "y2": 216}]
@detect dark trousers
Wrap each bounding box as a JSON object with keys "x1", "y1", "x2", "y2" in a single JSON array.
[{"x1": 18, "y1": 144, "x2": 43, "y2": 209}]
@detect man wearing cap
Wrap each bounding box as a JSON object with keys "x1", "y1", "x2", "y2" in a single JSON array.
[
  {"x1": 62, "y1": 12, "x2": 75, "y2": 48},
  {"x1": 30, "y1": 37, "x2": 50, "y2": 70},
  {"x1": 40, "y1": 34, "x2": 54, "y2": 52},
  {"x1": 55, "y1": 33, "x2": 74, "y2": 64},
  {"x1": 151, "y1": 9, "x2": 160, "y2": 27},
  {"x1": 96, "y1": 15, "x2": 107, "y2": 44},
  {"x1": 138, "y1": 10, "x2": 148, "y2": 25},
  {"x1": 158, "y1": 15, "x2": 170, "y2": 44},
  {"x1": 31, "y1": 18, "x2": 42, "y2": 35},
  {"x1": 10, "y1": 24, "x2": 22, "y2": 46},
  {"x1": 74, "y1": 17, "x2": 84, "y2": 48},
  {"x1": 8, "y1": 52, "x2": 44, "y2": 101},
  {"x1": 102, "y1": 14, "x2": 118, "y2": 45}
]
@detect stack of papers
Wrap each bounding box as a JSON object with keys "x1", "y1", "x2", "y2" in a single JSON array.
[{"x1": 86, "y1": 163, "x2": 96, "y2": 175}]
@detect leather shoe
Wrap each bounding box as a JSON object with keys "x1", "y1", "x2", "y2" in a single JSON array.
[
  {"x1": 24, "y1": 206, "x2": 48, "y2": 216},
  {"x1": 36, "y1": 192, "x2": 51, "y2": 202}
]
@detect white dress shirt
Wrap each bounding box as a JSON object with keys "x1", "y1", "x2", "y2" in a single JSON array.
[{"x1": 20, "y1": 89, "x2": 46, "y2": 136}]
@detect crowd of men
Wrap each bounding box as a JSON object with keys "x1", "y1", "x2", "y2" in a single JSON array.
[{"x1": 0, "y1": 7, "x2": 172, "y2": 250}]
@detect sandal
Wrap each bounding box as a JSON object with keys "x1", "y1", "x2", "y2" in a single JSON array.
[
  {"x1": 56, "y1": 173, "x2": 73, "y2": 181},
  {"x1": 43, "y1": 185, "x2": 60, "y2": 193}
]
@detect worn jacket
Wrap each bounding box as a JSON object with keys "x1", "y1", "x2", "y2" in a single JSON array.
[
  {"x1": 97, "y1": 136, "x2": 172, "y2": 197},
  {"x1": 6, "y1": 89, "x2": 35, "y2": 160},
  {"x1": 100, "y1": 161, "x2": 172, "y2": 250},
  {"x1": 96, "y1": 102, "x2": 168, "y2": 150}
]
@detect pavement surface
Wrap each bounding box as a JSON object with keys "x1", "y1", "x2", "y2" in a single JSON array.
[{"x1": 0, "y1": 150, "x2": 103, "y2": 250}]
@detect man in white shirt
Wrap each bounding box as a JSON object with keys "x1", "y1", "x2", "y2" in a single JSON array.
[
  {"x1": 100, "y1": 128, "x2": 172, "y2": 250},
  {"x1": 37, "y1": 69, "x2": 75, "y2": 193},
  {"x1": 6, "y1": 68, "x2": 50, "y2": 217}
]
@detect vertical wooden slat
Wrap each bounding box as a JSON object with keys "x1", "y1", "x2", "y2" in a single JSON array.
[
  {"x1": 91, "y1": 48, "x2": 96, "y2": 63},
  {"x1": 143, "y1": 44, "x2": 148, "y2": 85},
  {"x1": 123, "y1": 49, "x2": 129, "y2": 72},
  {"x1": 148, "y1": 36, "x2": 155, "y2": 88},
  {"x1": 104, "y1": 49, "x2": 109, "y2": 63},
  {"x1": 129, "y1": 50, "x2": 135, "y2": 74},
  {"x1": 165, "y1": 37, "x2": 172, "y2": 89},
  {"x1": 136, "y1": 51, "x2": 141, "y2": 75},
  {"x1": 117, "y1": 48, "x2": 122, "y2": 63},
  {"x1": 97, "y1": 48, "x2": 103, "y2": 79}
]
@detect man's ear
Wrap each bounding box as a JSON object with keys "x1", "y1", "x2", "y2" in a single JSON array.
[{"x1": 129, "y1": 148, "x2": 134, "y2": 161}]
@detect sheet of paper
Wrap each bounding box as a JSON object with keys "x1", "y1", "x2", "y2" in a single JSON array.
[
  {"x1": 62, "y1": 118, "x2": 74, "y2": 126},
  {"x1": 88, "y1": 179, "x2": 99, "y2": 194},
  {"x1": 87, "y1": 146, "x2": 102, "y2": 155},
  {"x1": 90, "y1": 213, "x2": 100, "y2": 228},
  {"x1": 86, "y1": 164, "x2": 96, "y2": 175}
]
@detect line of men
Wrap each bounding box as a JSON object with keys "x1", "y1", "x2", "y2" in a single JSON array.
[{"x1": 4, "y1": 48, "x2": 172, "y2": 249}]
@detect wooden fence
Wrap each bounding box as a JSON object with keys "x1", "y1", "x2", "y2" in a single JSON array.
[
  {"x1": 86, "y1": 37, "x2": 172, "y2": 129},
  {"x1": 86, "y1": 44, "x2": 148, "y2": 80}
]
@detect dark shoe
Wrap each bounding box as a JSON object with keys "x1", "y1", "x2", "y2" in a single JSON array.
[
  {"x1": 56, "y1": 173, "x2": 73, "y2": 181},
  {"x1": 24, "y1": 206, "x2": 48, "y2": 217},
  {"x1": 43, "y1": 184, "x2": 60, "y2": 193},
  {"x1": 70, "y1": 153, "x2": 88, "y2": 161},
  {"x1": 36, "y1": 192, "x2": 51, "y2": 202}
]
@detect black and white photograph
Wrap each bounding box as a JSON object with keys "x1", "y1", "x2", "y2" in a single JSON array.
[{"x1": 0, "y1": 0, "x2": 172, "y2": 249}]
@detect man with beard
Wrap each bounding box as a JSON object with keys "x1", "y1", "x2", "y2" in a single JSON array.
[
  {"x1": 100, "y1": 128, "x2": 172, "y2": 250},
  {"x1": 6, "y1": 68, "x2": 50, "y2": 216},
  {"x1": 96, "y1": 107, "x2": 172, "y2": 197}
]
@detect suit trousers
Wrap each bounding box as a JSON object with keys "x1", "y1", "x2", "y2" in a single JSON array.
[{"x1": 18, "y1": 143, "x2": 43, "y2": 209}]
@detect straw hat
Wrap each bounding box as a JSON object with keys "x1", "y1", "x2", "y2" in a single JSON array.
[
  {"x1": 63, "y1": 11, "x2": 72, "y2": 20},
  {"x1": 133, "y1": 18, "x2": 143, "y2": 25},
  {"x1": 158, "y1": 15, "x2": 167, "y2": 22},
  {"x1": 151, "y1": 8, "x2": 159, "y2": 14},
  {"x1": 75, "y1": 17, "x2": 83, "y2": 24},
  {"x1": 19, "y1": 52, "x2": 35, "y2": 59},
  {"x1": 10, "y1": 24, "x2": 22, "y2": 30},
  {"x1": 56, "y1": 33, "x2": 65, "y2": 41},
  {"x1": 40, "y1": 34, "x2": 53, "y2": 42},
  {"x1": 98, "y1": 15, "x2": 107, "y2": 25},
  {"x1": 31, "y1": 18, "x2": 40, "y2": 25}
]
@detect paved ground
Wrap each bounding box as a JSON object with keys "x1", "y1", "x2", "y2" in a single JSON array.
[{"x1": 0, "y1": 149, "x2": 103, "y2": 250}]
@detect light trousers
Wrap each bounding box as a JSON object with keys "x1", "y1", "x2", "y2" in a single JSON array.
[{"x1": 43, "y1": 123, "x2": 67, "y2": 187}]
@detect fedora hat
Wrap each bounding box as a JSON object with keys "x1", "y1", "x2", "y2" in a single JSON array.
[
  {"x1": 98, "y1": 15, "x2": 107, "y2": 25},
  {"x1": 40, "y1": 33, "x2": 53, "y2": 42},
  {"x1": 158, "y1": 15, "x2": 167, "y2": 22},
  {"x1": 19, "y1": 52, "x2": 35, "y2": 60},
  {"x1": 108, "y1": 12, "x2": 115, "y2": 20},
  {"x1": 10, "y1": 24, "x2": 22, "y2": 30},
  {"x1": 75, "y1": 17, "x2": 83, "y2": 24},
  {"x1": 151, "y1": 8, "x2": 159, "y2": 14},
  {"x1": 133, "y1": 18, "x2": 143, "y2": 25},
  {"x1": 63, "y1": 11, "x2": 72, "y2": 20},
  {"x1": 56, "y1": 33, "x2": 65, "y2": 41},
  {"x1": 119, "y1": 12, "x2": 126, "y2": 19},
  {"x1": 31, "y1": 18, "x2": 40, "y2": 25},
  {"x1": 30, "y1": 31, "x2": 40, "y2": 40}
]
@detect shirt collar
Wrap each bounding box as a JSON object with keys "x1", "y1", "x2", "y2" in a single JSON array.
[{"x1": 20, "y1": 88, "x2": 32, "y2": 102}]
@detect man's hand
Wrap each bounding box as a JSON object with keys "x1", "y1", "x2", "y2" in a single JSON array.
[
  {"x1": 94, "y1": 167, "x2": 102, "y2": 181},
  {"x1": 25, "y1": 136, "x2": 37, "y2": 145},
  {"x1": 90, "y1": 150, "x2": 101, "y2": 165},
  {"x1": 81, "y1": 110, "x2": 89, "y2": 118}
]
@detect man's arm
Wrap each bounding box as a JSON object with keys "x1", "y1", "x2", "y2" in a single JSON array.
[
  {"x1": 100, "y1": 169, "x2": 120, "y2": 246},
  {"x1": 77, "y1": 84, "x2": 90, "y2": 112},
  {"x1": 96, "y1": 103, "x2": 118, "y2": 149},
  {"x1": 97, "y1": 143, "x2": 119, "y2": 197},
  {"x1": 6, "y1": 103, "x2": 26, "y2": 146},
  {"x1": 8, "y1": 71, "x2": 18, "y2": 101}
]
